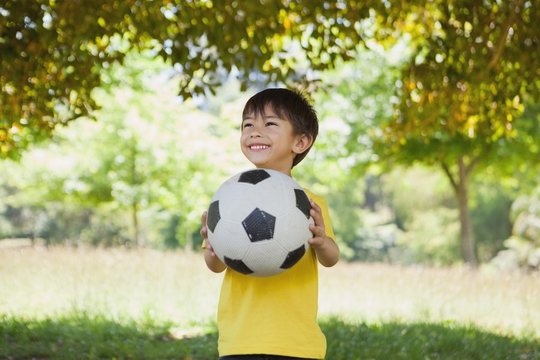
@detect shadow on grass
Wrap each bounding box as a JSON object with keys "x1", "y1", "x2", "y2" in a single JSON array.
[
  {"x1": 0, "y1": 314, "x2": 218, "y2": 359},
  {"x1": 1, "y1": 315, "x2": 538, "y2": 359}
]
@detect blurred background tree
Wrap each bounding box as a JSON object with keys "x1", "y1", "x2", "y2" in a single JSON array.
[
  {"x1": 371, "y1": 0, "x2": 540, "y2": 265},
  {"x1": 0, "y1": 53, "x2": 246, "y2": 248},
  {"x1": 1, "y1": 0, "x2": 539, "y2": 268}
]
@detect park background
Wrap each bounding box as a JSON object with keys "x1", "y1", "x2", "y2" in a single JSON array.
[{"x1": 1, "y1": 1, "x2": 539, "y2": 359}]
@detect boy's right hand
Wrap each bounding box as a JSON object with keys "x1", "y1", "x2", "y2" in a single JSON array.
[
  {"x1": 201, "y1": 211, "x2": 227, "y2": 272},
  {"x1": 200, "y1": 211, "x2": 216, "y2": 253},
  {"x1": 201, "y1": 211, "x2": 218, "y2": 256},
  {"x1": 200, "y1": 211, "x2": 208, "y2": 240}
]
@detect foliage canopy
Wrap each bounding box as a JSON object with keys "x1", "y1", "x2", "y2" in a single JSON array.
[
  {"x1": 379, "y1": 0, "x2": 540, "y2": 167},
  {"x1": 2, "y1": 0, "x2": 538, "y2": 162},
  {"x1": 1, "y1": 0, "x2": 374, "y2": 158}
]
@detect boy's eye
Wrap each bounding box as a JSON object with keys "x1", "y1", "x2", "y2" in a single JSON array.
[
  {"x1": 266, "y1": 122, "x2": 277, "y2": 127},
  {"x1": 242, "y1": 123, "x2": 253, "y2": 129}
]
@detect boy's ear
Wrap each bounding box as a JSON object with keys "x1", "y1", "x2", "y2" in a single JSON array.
[{"x1": 292, "y1": 134, "x2": 313, "y2": 154}]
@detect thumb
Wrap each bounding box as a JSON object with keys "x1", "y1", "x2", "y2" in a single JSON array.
[{"x1": 201, "y1": 211, "x2": 208, "y2": 226}]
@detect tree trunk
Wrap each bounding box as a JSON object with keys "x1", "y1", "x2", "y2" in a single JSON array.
[
  {"x1": 456, "y1": 163, "x2": 477, "y2": 266},
  {"x1": 442, "y1": 157, "x2": 478, "y2": 266},
  {"x1": 129, "y1": 139, "x2": 142, "y2": 247},
  {"x1": 132, "y1": 201, "x2": 140, "y2": 246}
]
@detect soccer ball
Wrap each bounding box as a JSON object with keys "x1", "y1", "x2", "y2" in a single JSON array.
[{"x1": 206, "y1": 168, "x2": 314, "y2": 277}]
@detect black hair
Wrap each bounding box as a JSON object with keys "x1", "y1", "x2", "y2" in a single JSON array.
[{"x1": 242, "y1": 88, "x2": 319, "y2": 167}]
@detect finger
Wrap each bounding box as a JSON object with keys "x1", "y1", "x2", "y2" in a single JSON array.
[
  {"x1": 308, "y1": 235, "x2": 323, "y2": 246},
  {"x1": 309, "y1": 223, "x2": 325, "y2": 238},
  {"x1": 207, "y1": 242, "x2": 219, "y2": 257},
  {"x1": 200, "y1": 211, "x2": 208, "y2": 239},
  {"x1": 310, "y1": 208, "x2": 325, "y2": 228},
  {"x1": 310, "y1": 199, "x2": 321, "y2": 212},
  {"x1": 201, "y1": 211, "x2": 207, "y2": 225}
]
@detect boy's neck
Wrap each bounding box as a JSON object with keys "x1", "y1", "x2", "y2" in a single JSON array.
[{"x1": 255, "y1": 165, "x2": 293, "y2": 177}]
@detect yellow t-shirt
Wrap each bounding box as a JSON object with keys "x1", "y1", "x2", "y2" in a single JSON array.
[{"x1": 216, "y1": 189, "x2": 335, "y2": 359}]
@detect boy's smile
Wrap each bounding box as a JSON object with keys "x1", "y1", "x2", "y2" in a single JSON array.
[{"x1": 248, "y1": 144, "x2": 270, "y2": 151}]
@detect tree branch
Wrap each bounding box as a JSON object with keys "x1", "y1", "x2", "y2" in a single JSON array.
[
  {"x1": 441, "y1": 161, "x2": 459, "y2": 193},
  {"x1": 465, "y1": 154, "x2": 481, "y2": 176},
  {"x1": 488, "y1": 0, "x2": 524, "y2": 70}
]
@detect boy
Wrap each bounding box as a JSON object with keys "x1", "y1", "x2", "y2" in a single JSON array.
[{"x1": 200, "y1": 88, "x2": 339, "y2": 360}]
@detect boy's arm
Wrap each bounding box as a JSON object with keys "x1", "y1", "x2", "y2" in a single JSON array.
[
  {"x1": 309, "y1": 200, "x2": 340, "y2": 267},
  {"x1": 201, "y1": 211, "x2": 227, "y2": 273}
]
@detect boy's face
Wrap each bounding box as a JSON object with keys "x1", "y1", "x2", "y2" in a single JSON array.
[{"x1": 240, "y1": 104, "x2": 311, "y2": 175}]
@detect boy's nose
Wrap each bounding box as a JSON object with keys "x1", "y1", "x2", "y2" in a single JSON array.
[{"x1": 249, "y1": 128, "x2": 262, "y2": 137}]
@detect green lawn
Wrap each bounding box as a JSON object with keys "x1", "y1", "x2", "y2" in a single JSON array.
[{"x1": 1, "y1": 247, "x2": 539, "y2": 359}]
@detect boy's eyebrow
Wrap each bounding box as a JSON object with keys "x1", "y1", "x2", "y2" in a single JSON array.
[
  {"x1": 263, "y1": 114, "x2": 281, "y2": 119},
  {"x1": 241, "y1": 114, "x2": 282, "y2": 121}
]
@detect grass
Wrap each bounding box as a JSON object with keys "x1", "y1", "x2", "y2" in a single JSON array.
[
  {"x1": 1, "y1": 313, "x2": 218, "y2": 359},
  {"x1": 1, "y1": 246, "x2": 539, "y2": 359}
]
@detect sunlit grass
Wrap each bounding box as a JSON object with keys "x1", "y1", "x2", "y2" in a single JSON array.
[
  {"x1": 319, "y1": 261, "x2": 540, "y2": 337},
  {"x1": 2, "y1": 246, "x2": 539, "y2": 335},
  {"x1": 0, "y1": 247, "x2": 222, "y2": 328},
  {"x1": 1, "y1": 247, "x2": 539, "y2": 359}
]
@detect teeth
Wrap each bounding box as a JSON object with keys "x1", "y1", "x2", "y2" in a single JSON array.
[{"x1": 250, "y1": 145, "x2": 269, "y2": 150}]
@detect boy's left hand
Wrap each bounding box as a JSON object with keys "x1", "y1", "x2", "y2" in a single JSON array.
[
  {"x1": 308, "y1": 199, "x2": 340, "y2": 267},
  {"x1": 308, "y1": 200, "x2": 329, "y2": 248}
]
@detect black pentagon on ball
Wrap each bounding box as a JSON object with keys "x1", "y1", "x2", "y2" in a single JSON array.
[
  {"x1": 224, "y1": 257, "x2": 254, "y2": 275},
  {"x1": 242, "y1": 208, "x2": 276, "y2": 242},
  {"x1": 238, "y1": 169, "x2": 271, "y2": 185},
  {"x1": 294, "y1": 189, "x2": 311, "y2": 219},
  {"x1": 207, "y1": 200, "x2": 221, "y2": 233},
  {"x1": 280, "y1": 245, "x2": 306, "y2": 269}
]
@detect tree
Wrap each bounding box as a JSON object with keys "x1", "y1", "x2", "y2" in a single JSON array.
[
  {"x1": 0, "y1": 53, "x2": 237, "y2": 247},
  {"x1": 0, "y1": 0, "x2": 370, "y2": 158},
  {"x1": 374, "y1": 0, "x2": 540, "y2": 265},
  {"x1": 305, "y1": 2, "x2": 539, "y2": 265}
]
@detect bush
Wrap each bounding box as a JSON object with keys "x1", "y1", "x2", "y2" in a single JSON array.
[{"x1": 491, "y1": 187, "x2": 540, "y2": 271}]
